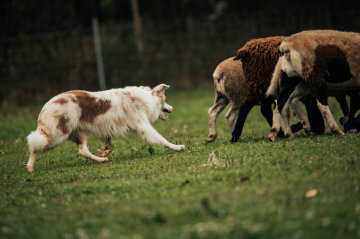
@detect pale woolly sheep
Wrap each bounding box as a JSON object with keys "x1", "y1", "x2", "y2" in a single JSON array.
[{"x1": 266, "y1": 30, "x2": 360, "y2": 139}]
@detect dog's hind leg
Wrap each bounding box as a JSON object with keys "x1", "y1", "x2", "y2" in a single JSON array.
[
  {"x1": 136, "y1": 124, "x2": 185, "y2": 151},
  {"x1": 27, "y1": 130, "x2": 47, "y2": 173},
  {"x1": 75, "y1": 133, "x2": 109, "y2": 163},
  {"x1": 97, "y1": 137, "x2": 113, "y2": 157},
  {"x1": 26, "y1": 151, "x2": 39, "y2": 173},
  {"x1": 26, "y1": 129, "x2": 70, "y2": 173}
]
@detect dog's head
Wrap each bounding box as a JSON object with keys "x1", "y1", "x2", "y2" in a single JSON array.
[{"x1": 152, "y1": 84, "x2": 172, "y2": 121}]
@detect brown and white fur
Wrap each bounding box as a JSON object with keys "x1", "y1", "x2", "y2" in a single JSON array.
[{"x1": 26, "y1": 84, "x2": 184, "y2": 173}]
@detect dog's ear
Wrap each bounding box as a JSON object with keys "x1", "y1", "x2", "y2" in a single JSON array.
[{"x1": 152, "y1": 84, "x2": 170, "y2": 96}]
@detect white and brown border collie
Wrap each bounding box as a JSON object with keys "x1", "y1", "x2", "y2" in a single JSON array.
[{"x1": 26, "y1": 84, "x2": 184, "y2": 173}]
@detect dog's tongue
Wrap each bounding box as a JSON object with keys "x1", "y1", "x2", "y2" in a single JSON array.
[
  {"x1": 162, "y1": 112, "x2": 168, "y2": 120},
  {"x1": 162, "y1": 108, "x2": 171, "y2": 120}
]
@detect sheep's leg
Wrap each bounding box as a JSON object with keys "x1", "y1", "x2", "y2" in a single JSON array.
[
  {"x1": 261, "y1": 98, "x2": 285, "y2": 138},
  {"x1": 208, "y1": 95, "x2": 229, "y2": 142},
  {"x1": 260, "y1": 97, "x2": 274, "y2": 126},
  {"x1": 225, "y1": 106, "x2": 239, "y2": 133},
  {"x1": 230, "y1": 100, "x2": 256, "y2": 143},
  {"x1": 288, "y1": 92, "x2": 311, "y2": 133},
  {"x1": 97, "y1": 137, "x2": 113, "y2": 157},
  {"x1": 317, "y1": 101, "x2": 344, "y2": 135},
  {"x1": 275, "y1": 76, "x2": 303, "y2": 140},
  {"x1": 336, "y1": 95, "x2": 349, "y2": 125},
  {"x1": 344, "y1": 92, "x2": 360, "y2": 132},
  {"x1": 280, "y1": 99, "x2": 295, "y2": 139},
  {"x1": 348, "y1": 92, "x2": 359, "y2": 121},
  {"x1": 304, "y1": 96, "x2": 325, "y2": 134},
  {"x1": 268, "y1": 102, "x2": 282, "y2": 141},
  {"x1": 317, "y1": 83, "x2": 344, "y2": 135},
  {"x1": 288, "y1": 84, "x2": 326, "y2": 136},
  {"x1": 276, "y1": 76, "x2": 302, "y2": 115},
  {"x1": 347, "y1": 114, "x2": 360, "y2": 132}
]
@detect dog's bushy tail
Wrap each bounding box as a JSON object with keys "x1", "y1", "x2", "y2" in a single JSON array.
[{"x1": 27, "y1": 131, "x2": 48, "y2": 153}]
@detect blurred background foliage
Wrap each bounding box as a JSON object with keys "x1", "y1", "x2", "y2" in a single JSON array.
[{"x1": 1, "y1": 0, "x2": 359, "y2": 105}]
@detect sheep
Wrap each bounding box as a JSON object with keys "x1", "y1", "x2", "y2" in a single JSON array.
[
  {"x1": 208, "y1": 57, "x2": 252, "y2": 142},
  {"x1": 228, "y1": 36, "x2": 287, "y2": 142},
  {"x1": 230, "y1": 36, "x2": 330, "y2": 142},
  {"x1": 209, "y1": 37, "x2": 325, "y2": 143},
  {"x1": 266, "y1": 30, "x2": 360, "y2": 140}
]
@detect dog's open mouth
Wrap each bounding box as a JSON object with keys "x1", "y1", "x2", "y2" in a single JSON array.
[{"x1": 162, "y1": 108, "x2": 172, "y2": 120}]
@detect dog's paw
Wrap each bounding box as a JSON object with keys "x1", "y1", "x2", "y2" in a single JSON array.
[
  {"x1": 26, "y1": 166, "x2": 34, "y2": 173},
  {"x1": 174, "y1": 145, "x2": 185, "y2": 151},
  {"x1": 101, "y1": 158, "x2": 108, "y2": 163},
  {"x1": 97, "y1": 151, "x2": 106, "y2": 157}
]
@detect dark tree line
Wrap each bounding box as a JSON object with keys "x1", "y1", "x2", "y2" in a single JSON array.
[{"x1": 1, "y1": 0, "x2": 358, "y2": 38}]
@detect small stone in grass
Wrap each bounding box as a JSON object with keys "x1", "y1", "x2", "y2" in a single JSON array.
[{"x1": 305, "y1": 189, "x2": 318, "y2": 198}]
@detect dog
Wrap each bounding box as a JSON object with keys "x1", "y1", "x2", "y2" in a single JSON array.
[{"x1": 26, "y1": 84, "x2": 184, "y2": 173}]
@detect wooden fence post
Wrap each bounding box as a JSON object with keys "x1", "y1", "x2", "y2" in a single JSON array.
[{"x1": 92, "y1": 17, "x2": 107, "y2": 91}]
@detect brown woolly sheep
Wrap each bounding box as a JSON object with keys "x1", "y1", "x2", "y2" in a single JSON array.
[
  {"x1": 229, "y1": 36, "x2": 288, "y2": 142},
  {"x1": 266, "y1": 30, "x2": 360, "y2": 140}
]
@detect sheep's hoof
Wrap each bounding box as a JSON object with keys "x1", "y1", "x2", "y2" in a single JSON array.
[
  {"x1": 339, "y1": 117, "x2": 348, "y2": 126},
  {"x1": 207, "y1": 134, "x2": 217, "y2": 143},
  {"x1": 230, "y1": 137, "x2": 239, "y2": 143},
  {"x1": 268, "y1": 133, "x2": 277, "y2": 142},
  {"x1": 208, "y1": 138, "x2": 215, "y2": 143},
  {"x1": 26, "y1": 166, "x2": 34, "y2": 173},
  {"x1": 285, "y1": 132, "x2": 295, "y2": 139},
  {"x1": 331, "y1": 126, "x2": 344, "y2": 135}
]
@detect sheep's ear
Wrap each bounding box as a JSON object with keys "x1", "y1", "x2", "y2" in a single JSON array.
[
  {"x1": 152, "y1": 84, "x2": 170, "y2": 96},
  {"x1": 234, "y1": 49, "x2": 248, "y2": 62}
]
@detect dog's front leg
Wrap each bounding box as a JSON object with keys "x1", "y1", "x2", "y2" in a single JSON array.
[{"x1": 136, "y1": 124, "x2": 184, "y2": 151}]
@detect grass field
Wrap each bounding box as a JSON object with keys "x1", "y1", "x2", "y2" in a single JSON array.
[{"x1": 1, "y1": 87, "x2": 359, "y2": 239}]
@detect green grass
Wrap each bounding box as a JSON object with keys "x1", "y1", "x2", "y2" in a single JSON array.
[{"x1": 1, "y1": 87, "x2": 359, "y2": 239}]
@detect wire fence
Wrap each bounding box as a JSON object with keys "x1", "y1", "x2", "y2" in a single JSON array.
[{"x1": 1, "y1": 5, "x2": 359, "y2": 106}]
